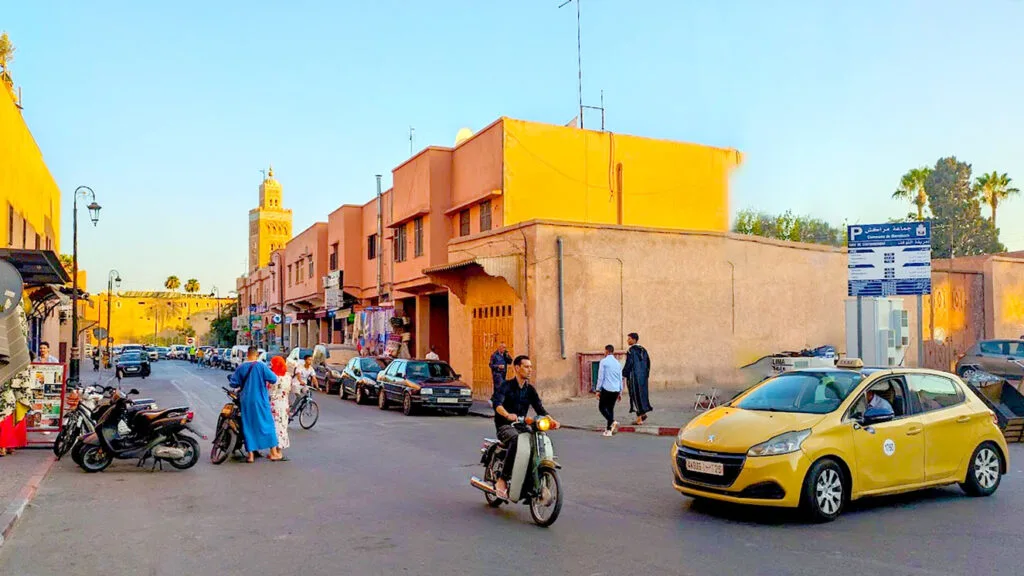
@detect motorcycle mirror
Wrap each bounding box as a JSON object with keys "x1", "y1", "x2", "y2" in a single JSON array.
[{"x1": 128, "y1": 388, "x2": 140, "y2": 395}]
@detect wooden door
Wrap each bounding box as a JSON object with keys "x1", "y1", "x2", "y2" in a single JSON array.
[{"x1": 471, "y1": 303, "x2": 514, "y2": 399}]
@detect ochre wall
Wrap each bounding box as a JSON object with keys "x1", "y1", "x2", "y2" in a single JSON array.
[
  {"x1": 88, "y1": 293, "x2": 235, "y2": 346},
  {"x1": 988, "y1": 258, "x2": 1024, "y2": 338},
  {"x1": 501, "y1": 118, "x2": 741, "y2": 233},
  {"x1": 0, "y1": 84, "x2": 61, "y2": 251}
]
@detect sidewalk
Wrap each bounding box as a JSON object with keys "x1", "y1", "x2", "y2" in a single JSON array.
[
  {"x1": 468, "y1": 387, "x2": 742, "y2": 436},
  {"x1": 0, "y1": 448, "x2": 55, "y2": 548}
]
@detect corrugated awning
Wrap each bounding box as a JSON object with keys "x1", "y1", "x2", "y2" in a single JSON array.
[
  {"x1": 0, "y1": 248, "x2": 70, "y2": 287},
  {"x1": 424, "y1": 255, "x2": 523, "y2": 303}
]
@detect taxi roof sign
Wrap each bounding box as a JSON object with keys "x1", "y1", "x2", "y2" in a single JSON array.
[{"x1": 836, "y1": 357, "x2": 864, "y2": 369}]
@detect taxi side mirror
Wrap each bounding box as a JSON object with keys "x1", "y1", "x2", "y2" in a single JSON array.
[{"x1": 862, "y1": 406, "x2": 895, "y2": 426}]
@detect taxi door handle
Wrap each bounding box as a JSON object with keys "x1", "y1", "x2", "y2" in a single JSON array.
[
  {"x1": 956, "y1": 415, "x2": 971, "y2": 424},
  {"x1": 906, "y1": 426, "x2": 923, "y2": 436}
]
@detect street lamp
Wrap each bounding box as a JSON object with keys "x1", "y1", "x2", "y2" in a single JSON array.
[
  {"x1": 268, "y1": 251, "x2": 285, "y2": 350},
  {"x1": 210, "y1": 285, "x2": 220, "y2": 320},
  {"x1": 69, "y1": 186, "x2": 101, "y2": 387},
  {"x1": 106, "y1": 269, "x2": 121, "y2": 368}
]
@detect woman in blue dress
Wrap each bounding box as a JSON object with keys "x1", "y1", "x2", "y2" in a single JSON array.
[{"x1": 229, "y1": 346, "x2": 280, "y2": 462}]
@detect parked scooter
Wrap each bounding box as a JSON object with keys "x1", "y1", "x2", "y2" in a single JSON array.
[
  {"x1": 73, "y1": 388, "x2": 203, "y2": 473},
  {"x1": 470, "y1": 416, "x2": 564, "y2": 526},
  {"x1": 210, "y1": 386, "x2": 246, "y2": 464}
]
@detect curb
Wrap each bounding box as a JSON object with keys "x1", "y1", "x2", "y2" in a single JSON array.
[
  {"x1": 0, "y1": 455, "x2": 56, "y2": 549},
  {"x1": 467, "y1": 407, "x2": 679, "y2": 436}
]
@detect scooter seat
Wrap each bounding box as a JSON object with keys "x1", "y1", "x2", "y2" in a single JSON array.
[{"x1": 134, "y1": 407, "x2": 189, "y2": 423}]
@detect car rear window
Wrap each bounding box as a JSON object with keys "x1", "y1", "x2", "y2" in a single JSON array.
[{"x1": 359, "y1": 358, "x2": 386, "y2": 372}]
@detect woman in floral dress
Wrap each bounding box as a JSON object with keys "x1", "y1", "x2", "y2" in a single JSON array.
[{"x1": 268, "y1": 356, "x2": 292, "y2": 457}]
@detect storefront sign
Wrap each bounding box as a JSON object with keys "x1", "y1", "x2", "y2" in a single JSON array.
[
  {"x1": 323, "y1": 270, "x2": 341, "y2": 289},
  {"x1": 325, "y1": 288, "x2": 342, "y2": 309}
]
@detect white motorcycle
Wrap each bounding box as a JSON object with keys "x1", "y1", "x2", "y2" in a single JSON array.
[{"x1": 470, "y1": 416, "x2": 564, "y2": 527}]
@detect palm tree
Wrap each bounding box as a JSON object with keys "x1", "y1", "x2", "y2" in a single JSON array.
[
  {"x1": 975, "y1": 171, "x2": 1020, "y2": 229},
  {"x1": 892, "y1": 167, "x2": 932, "y2": 221},
  {"x1": 184, "y1": 278, "x2": 200, "y2": 294},
  {"x1": 164, "y1": 275, "x2": 181, "y2": 293}
]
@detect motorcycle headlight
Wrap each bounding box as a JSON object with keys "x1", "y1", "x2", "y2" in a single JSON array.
[
  {"x1": 459, "y1": 388, "x2": 471, "y2": 396},
  {"x1": 420, "y1": 388, "x2": 433, "y2": 395},
  {"x1": 536, "y1": 417, "x2": 552, "y2": 432},
  {"x1": 747, "y1": 429, "x2": 811, "y2": 457}
]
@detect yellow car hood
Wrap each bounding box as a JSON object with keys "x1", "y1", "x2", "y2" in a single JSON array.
[{"x1": 679, "y1": 407, "x2": 826, "y2": 453}]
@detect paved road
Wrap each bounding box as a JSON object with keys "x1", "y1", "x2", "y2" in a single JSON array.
[{"x1": 2, "y1": 361, "x2": 1023, "y2": 576}]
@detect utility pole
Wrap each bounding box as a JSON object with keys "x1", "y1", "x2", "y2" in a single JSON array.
[
  {"x1": 559, "y1": 0, "x2": 584, "y2": 128},
  {"x1": 376, "y1": 175, "x2": 383, "y2": 304},
  {"x1": 409, "y1": 127, "x2": 415, "y2": 155}
]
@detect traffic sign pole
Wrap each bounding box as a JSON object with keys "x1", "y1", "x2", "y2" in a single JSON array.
[{"x1": 917, "y1": 295, "x2": 924, "y2": 368}]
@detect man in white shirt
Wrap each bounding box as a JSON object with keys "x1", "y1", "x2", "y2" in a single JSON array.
[
  {"x1": 595, "y1": 345, "x2": 623, "y2": 437},
  {"x1": 425, "y1": 345, "x2": 440, "y2": 361},
  {"x1": 38, "y1": 341, "x2": 59, "y2": 363}
]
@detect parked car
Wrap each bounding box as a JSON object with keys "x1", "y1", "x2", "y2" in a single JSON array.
[
  {"x1": 218, "y1": 348, "x2": 233, "y2": 369},
  {"x1": 286, "y1": 347, "x2": 316, "y2": 365},
  {"x1": 376, "y1": 359, "x2": 473, "y2": 416},
  {"x1": 156, "y1": 346, "x2": 170, "y2": 360},
  {"x1": 956, "y1": 339, "x2": 1024, "y2": 381},
  {"x1": 115, "y1": 351, "x2": 151, "y2": 379},
  {"x1": 672, "y1": 358, "x2": 1010, "y2": 522},
  {"x1": 330, "y1": 356, "x2": 390, "y2": 403}
]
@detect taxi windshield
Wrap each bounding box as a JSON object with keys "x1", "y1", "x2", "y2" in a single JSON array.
[{"x1": 735, "y1": 371, "x2": 863, "y2": 414}]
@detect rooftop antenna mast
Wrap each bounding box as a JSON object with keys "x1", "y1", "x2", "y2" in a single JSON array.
[
  {"x1": 559, "y1": 0, "x2": 584, "y2": 129},
  {"x1": 409, "y1": 126, "x2": 415, "y2": 155}
]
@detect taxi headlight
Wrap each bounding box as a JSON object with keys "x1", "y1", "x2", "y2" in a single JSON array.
[
  {"x1": 420, "y1": 388, "x2": 433, "y2": 395},
  {"x1": 536, "y1": 417, "x2": 552, "y2": 432},
  {"x1": 747, "y1": 429, "x2": 811, "y2": 457}
]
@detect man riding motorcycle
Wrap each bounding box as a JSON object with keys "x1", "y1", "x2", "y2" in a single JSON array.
[{"x1": 490, "y1": 355, "x2": 560, "y2": 500}]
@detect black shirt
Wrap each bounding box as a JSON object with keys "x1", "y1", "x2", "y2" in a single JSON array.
[{"x1": 491, "y1": 377, "x2": 547, "y2": 432}]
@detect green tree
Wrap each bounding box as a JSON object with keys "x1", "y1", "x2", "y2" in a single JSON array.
[
  {"x1": 733, "y1": 209, "x2": 845, "y2": 247},
  {"x1": 184, "y1": 278, "x2": 200, "y2": 294},
  {"x1": 975, "y1": 171, "x2": 1019, "y2": 230},
  {"x1": 208, "y1": 303, "x2": 238, "y2": 347},
  {"x1": 925, "y1": 157, "x2": 1004, "y2": 258},
  {"x1": 178, "y1": 325, "x2": 196, "y2": 340},
  {"x1": 164, "y1": 275, "x2": 181, "y2": 292},
  {"x1": 892, "y1": 167, "x2": 932, "y2": 221},
  {"x1": 0, "y1": 32, "x2": 14, "y2": 72}
]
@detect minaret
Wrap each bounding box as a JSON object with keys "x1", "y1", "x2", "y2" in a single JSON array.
[{"x1": 248, "y1": 165, "x2": 293, "y2": 272}]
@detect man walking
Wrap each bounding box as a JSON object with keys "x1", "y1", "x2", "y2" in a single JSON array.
[
  {"x1": 228, "y1": 346, "x2": 281, "y2": 463},
  {"x1": 595, "y1": 345, "x2": 621, "y2": 437},
  {"x1": 622, "y1": 332, "x2": 653, "y2": 425},
  {"x1": 489, "y1": 343, "x2": 513, "y2": 390}
]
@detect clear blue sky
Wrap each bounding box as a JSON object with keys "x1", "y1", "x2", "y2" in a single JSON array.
[{"x1": 6, "y1": 1, "x2": 1024, "y2": 294}]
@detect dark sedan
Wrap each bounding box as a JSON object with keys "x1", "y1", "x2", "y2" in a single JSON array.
[
  {"x1": 115, "y1": 351, "x2": 151, "y2": 379},
  {"x1": 376, "y1": 359, "x2": 472, "y2": 416},
  {"x1": 330, "y1": 357, "x2": 390, "y2": 404}
]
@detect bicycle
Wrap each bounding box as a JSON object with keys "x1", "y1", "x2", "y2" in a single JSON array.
[{"x1": 288, "y1": 385, "x2": 319, "y2": 430}]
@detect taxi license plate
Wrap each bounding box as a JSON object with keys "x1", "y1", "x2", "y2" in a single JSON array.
[
  {"x1": 436, "y1": 398, "x2": 458, "y2": 404},
  {"x1": 685, "y1": 459, "x2": 724, "y2": 476}
]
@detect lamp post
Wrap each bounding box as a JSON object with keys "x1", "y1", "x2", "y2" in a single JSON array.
[
  {"x1": 210, "y1": 285, "x2": 221, "y2": 320},
  {"x1": 106, "y1": 269, "x2": 121, "y2": 368},
  {"x1": 69, "y1": 186, "x2": 101, "y2": 387},
  {"x1": 268, "y1": 251, "x2": 285, "y2": 351}
]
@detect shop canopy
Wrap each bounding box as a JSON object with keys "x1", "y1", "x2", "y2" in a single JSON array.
[{"x1": 0, "y1": 248, "x2": 70, "y2": 287}]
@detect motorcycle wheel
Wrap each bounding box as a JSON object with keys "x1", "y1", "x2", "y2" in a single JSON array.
[
  {"x1": 53, "y1": 421, "x2": 76, "y2": 459},
  {"x1": 70, "y1": 442, "x2": 85, "y2": 466},
  {"x1": 528, "y1": 467, "x2": 563, "y2": 527},
  {"x1": 168, "y1": 436, "x2": 201, "y2": 470},
  {"x1": 483, "y1": 453, "x2": 504, "y2": 508},
  {"x1": 78, "y1": 445, "x2": 112, "y2": 473},
  {"x1": 299, "y1": 401, "x2": 319, "y2": 429},
  {"x1": 210, "y1": 426, "x2": 236, "y2": 465}
]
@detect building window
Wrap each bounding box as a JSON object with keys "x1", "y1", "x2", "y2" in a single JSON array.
[
  {"x1": 288, "y1": 265, "x2": 293, "y2": 286},
  {"x1": 414, "y1": 217, "x2": 423, "y2": 257},
  {"x1": 395, "y1": 224, "x2": 407, "y2": 262},
  {"x1": 34, "y1": 233, "x2": 41, "y2": 250},
  {"x1": 479, "y1": 200, "x2": 492, "y2": 232},
  {"x1": 459, "y1": 210, "x2": 470, "y2": 237},
  {"x1": 367, "y1": 234, "x2": 377, "y2": 260},
  {"x1": 330, "y1": 243, "x2": 339, "y2": 270},
  {"x1": 308, "y1": 258, "x2": 313, "y2": 278},
  {"x1": 7, "y1": 205, "x2": 13, "y2": 247}
]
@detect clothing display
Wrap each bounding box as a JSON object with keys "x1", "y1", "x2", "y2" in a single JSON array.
[{"x1": 353, "y1": 307, "x2": 394, "y2": 356}]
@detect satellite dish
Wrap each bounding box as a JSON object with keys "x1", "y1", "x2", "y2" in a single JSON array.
[
  {"x1": 454, "y1": 127, "x2": 473, "y2": 146},
  {"x1": 0, "y1": 259, "x2": 24, "y2": 318}
]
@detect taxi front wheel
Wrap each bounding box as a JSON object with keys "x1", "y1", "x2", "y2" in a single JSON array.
[
  {"x1": 960, "y1": 442, "x2": 1003, "y2": 497},
  {"x1": 801, "y1": 458, "x2": 847, "y2": 523}
]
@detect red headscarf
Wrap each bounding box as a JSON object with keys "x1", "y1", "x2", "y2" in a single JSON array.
[{"x1": 270, "y1": 355, "x2": 287, "y2": 377}]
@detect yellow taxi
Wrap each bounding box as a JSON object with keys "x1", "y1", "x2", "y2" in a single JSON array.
[{"x1": 672, "y1": 359, "x2": 1010, "y2": 521}]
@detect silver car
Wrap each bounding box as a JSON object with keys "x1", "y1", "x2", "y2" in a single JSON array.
[{"x1": 956, "y1": 339, "x2": 1024, "y2": 380}]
